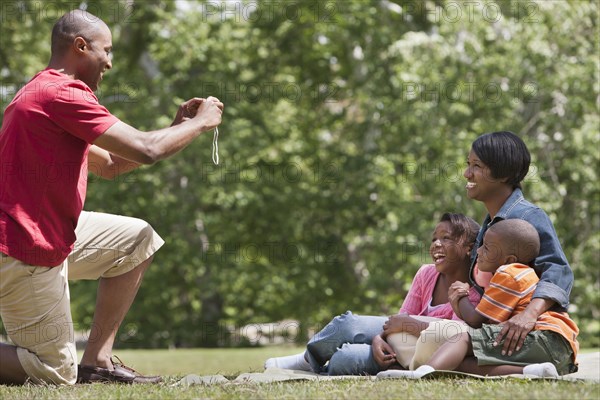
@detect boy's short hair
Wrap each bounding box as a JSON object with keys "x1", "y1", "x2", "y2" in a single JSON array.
[
  {"x1": 487, "y1": 219, "x2": 540, "y2": 265},
  {"x1": 440, "y1": 212, "x2": 480, "y2": 245},
  {"x1": 471, "y1": 131, "x2": 531, "y2": 189}
]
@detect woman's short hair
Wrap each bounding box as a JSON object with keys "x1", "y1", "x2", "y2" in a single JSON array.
[
  {"x1": 440, "y1": 212, "x2": 480, "y2": 245},
  {"x1": 471, "y1": 131, "x2": 531, "y2": 189}
]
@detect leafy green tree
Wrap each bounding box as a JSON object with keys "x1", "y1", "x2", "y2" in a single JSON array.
[{"x1": 1, "y1": 0, "x2": 598, "y2": 348}]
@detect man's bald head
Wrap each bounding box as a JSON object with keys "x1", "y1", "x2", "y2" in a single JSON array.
[
  {"x1": 49, "y1": 10, "x2": 113, "y2": 91},
  {"x1": 51, "y1": 10, "x2": 110, "y2": 56}
]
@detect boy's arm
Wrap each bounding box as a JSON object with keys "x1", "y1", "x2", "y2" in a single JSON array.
[
  {"x1": 448, "y1": 282, "x2": 486, "y2": 327},
  {"x1": 457, "y1": 296, "x2": 487, "y2": 328}
]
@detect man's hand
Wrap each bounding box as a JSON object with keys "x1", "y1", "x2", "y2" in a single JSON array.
[
  {"x1": 171, "y1": 96, "x2": 224, "y2": 128},
  {"x1": 172, "y1": 98, "x2": 204, "y2": 126},
  {"x1": 193, "y1": 96, "x2": 223, "y2": 130},
  {"x1": 371, "y1": 334, "x2": 397, "y2": 369}
]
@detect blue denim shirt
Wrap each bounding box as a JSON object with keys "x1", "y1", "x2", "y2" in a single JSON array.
[{"x1": 468, "y1": 189, "x2": 573, "y2": 310}]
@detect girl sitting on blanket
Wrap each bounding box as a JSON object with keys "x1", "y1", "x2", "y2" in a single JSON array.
[{"x1": 265, "y1": 212, "x2": 481, "y2": 375}]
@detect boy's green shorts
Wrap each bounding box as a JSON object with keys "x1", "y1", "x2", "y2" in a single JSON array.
[{"x1": 471, "y1": 324, "x2": 577, "y2": 375}]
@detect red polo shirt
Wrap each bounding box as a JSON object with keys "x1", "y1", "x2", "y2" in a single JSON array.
[{"x1": 0, "y1": 68, "x2": 119, "y2": 266}]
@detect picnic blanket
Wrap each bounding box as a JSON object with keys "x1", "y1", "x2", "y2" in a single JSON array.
[
  {"x1": 176, "y1": 368, "x2": 371, "y2": 386},
  {"x1": 175, "y1": 352, "x2": 599, "y2": 386}
]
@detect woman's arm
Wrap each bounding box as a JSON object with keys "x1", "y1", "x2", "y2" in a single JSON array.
[
  {"x1": 526, "y1": 209, "x2": 573, "y2": 309},
  {"x1": 495, "y1": 297, "x2": 554, "y2": 356}
]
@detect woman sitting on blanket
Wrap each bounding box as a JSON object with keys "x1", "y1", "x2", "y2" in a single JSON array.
[
  {"x1": 384, "y1": 131, "x2": 578, "y2": 378},
  {"x1": 265, "y1": 212, "x2": 481, "y2": 375}
]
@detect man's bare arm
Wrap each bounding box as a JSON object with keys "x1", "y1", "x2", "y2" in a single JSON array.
[
  {"x1": 88, "y1": 145, "x2": 141, "y2": 179},
  {"x1": 93, "y1": 97, "x2": 223, "y2": 165}
]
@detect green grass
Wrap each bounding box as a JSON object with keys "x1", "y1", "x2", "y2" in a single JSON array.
[
  {"x1": 94, "y1": 346, "x2": 294, "y2": 376},
  {"x1": 1, "y1": 347, "x2": 598, "y2": 400}
]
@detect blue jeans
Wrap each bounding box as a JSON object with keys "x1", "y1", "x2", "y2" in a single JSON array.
[{"x1": 305, "y1": 311, "x2": 387, "y2": 375}]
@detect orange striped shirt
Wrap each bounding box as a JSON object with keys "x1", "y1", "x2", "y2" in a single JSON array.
[{"x1": 476, "y1": 263, "x2": 579, "y2": 360}]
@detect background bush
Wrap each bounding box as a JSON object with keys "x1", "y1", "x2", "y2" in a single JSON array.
[{"x1": 1, "y1": 0, "x2": 598, "y2": 348}]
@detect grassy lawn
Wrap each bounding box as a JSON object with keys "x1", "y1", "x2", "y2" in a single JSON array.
[{"x1": 1, "y1": 346, "x2": 598, "y2": 399}]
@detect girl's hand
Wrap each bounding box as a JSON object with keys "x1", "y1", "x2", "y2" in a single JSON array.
[
  {"x1": 372, "y1": 334, "x2": 397, "y2": 368},
  {"x1": 382, "y1": 313, "x2": 410, "y2": 338},
  {"x1": 448, "y1": 281, "x2": 470, "y2": 303},
  {"x1": 449, "y1": 281, "x2": 470, "y2": 318},
  {"x1": 449, "y1": 281, "x2": 469, "y2": 305}
]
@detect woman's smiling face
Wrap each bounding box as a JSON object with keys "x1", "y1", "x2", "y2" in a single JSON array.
[{"x1": 463, "y1": 149, "x2": 507, "y2": 203}]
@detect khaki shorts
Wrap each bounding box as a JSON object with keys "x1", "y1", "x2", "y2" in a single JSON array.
[
  {"x1": 0, "y1": 211, "x2": 164, "y2": 384},
  {"x1": 386, "y1": 317, "x2": 472, "y2": 370}
]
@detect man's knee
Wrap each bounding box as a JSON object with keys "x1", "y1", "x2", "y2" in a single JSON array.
[
  {"x1": 93, "y1": 219, "x2": 163, "y2": 279},
  {"x1": 17, "y1": 343, "x2": 77, "y2": 385},
  {"x1": 135, "y1": 220, "x2": 158, "y2": 246},
  {"x1": 125, "y1": 219, "x2": 163, "y2": 269}
]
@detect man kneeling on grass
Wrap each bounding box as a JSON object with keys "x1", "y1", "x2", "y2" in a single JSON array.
[
  {"x1": 0, "y1": 9, "x2": 222, "y2": 385},
  {"x1": 391, "y1": 219, "x2": 579, "y2": 379}
]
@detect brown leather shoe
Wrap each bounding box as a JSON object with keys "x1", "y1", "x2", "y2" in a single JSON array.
[{"x1": 77, "y1": 356, "x2": 162, "y2": 384}]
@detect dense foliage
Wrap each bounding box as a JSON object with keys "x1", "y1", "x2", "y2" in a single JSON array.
[{"x1": 1, "y1": 0, "x2": 598, "y2": 348}]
